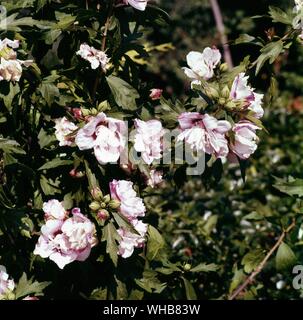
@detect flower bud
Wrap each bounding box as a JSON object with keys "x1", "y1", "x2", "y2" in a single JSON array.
[
  {"x1": 75, "y1": 171, "x2": 85, "y2": 178},
  {"x1": 218, "y1": 97, "x2": 226, "y2": 106},
  {"x1": 89, "y1": 201, "x2": 101, "y2": 211},
  {"x1": 81, "y1": 108, "x2": 90, "y2": 117},
  {"x1": 72, "y1": 108, "x2": 82, "y2": 119},
  {"x1": 100, "y1": 202, "x2": 107, "y2": 209},
  {"x1": 183, "y1": 263, "x2": 191, "y2": 271},
  {"x1": 221, "y1": 85, "x2": 230, "y2": 99},
  {"x1": 97, "y1": 209, "x2": 110, "y2": 221},
  {"x1": 204, "y1": 86, "x2": 219, "y2": 100},
  {"x1": 103, "y1": 194, "x2": 111, "y2": 204},
  {"x1": 219, "y1": 62, "x2": 228, "y2": 72},
  {"x1": 91, "y1": 108, "x2": 98, "y2": 116},
  {"x1": 108, "y1": 199, "x2": 121, "y2": 210},
  {"x1": 225, "y1": 101, "x2": 236, "y2": 110},
  {"x1": 91, "y1": 187, "x2": 103, "y2": 201},
  {"x1": 69, "y1": 169, "x2": 77, "y2": 177}
]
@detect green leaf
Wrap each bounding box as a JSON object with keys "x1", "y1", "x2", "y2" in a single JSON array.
[
  {"x1": 234, "y1": 34, "x2": 256, "y2": 45},
  {"x1": 135, "y1": 270, "x2": 166, "y2": 294},
  {"x1": 243, "y1": 212, "x2": 265, "y2": 221},
  {"x1": 268, "y1": 6, "x2": 293, "y2": 25},
  {"x1": 38, "y1": 128, "x2": 56, "y2": 149},
  {"x1": 101, "y1": 222, "x2": 119, "y2": 267},
  {"x1": 241, "y1": 249, "x2": 265, "y2": 273},
  {"x1": 84, "y1": 160, "x2": 100, "y2": 191},
  {"x1": 190, "y1": 263, "x2": 219, "y2": 273},
  {"x1": 146, "y1": 225, "x2": 165, "y2": 260},
  {"x1": 38, "y1": 158, "x2": 73, "y2": 171},
  {"x1": 182, "y1": 277, "x2": 197, "y2": 300},
  {"x1": 0, "y1": 138, "x2": 26, "y2": 155},
  {"x1": 255, "y1": 40, "x2": 284, "y2": 75},
  {"x1": 40, "y1": 175, "x2": 60, "y2": 195},
  {"x1": 273, "y1": 177, "x2": 303, "y2": 197},
  {"x1": 106, "y1": 75, "x2": 139, "y2": 110},
  {"x1": 276, "y1": 242, "x2": 297, "y2": 271},
  {"x1": 0, "y1": 83, "x2": 20, "y2": 111},
  {"x1": 39, "y1": 82, "x2": 60, "y2": 106},
  {"x1": 90, "y1": 287, "x2": 107, "y2": 300},
  {"x1": 15, "y1": 273, "x2": 50, "y2": 299}
]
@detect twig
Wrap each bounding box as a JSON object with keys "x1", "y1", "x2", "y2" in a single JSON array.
[
  {"x1": 228, "y1": 219, "x2": 296, "y2": 300},
  {"x1": 209, "y1": 0, "x2": 233, "y2": 69},
  {"x1": 91, "y1": 2, "x2": 114, "y2": 102}
]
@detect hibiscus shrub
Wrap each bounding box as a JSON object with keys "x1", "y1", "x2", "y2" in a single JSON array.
[{"x1": 0, "y1": 0, "x2": 302, "y2": 300}]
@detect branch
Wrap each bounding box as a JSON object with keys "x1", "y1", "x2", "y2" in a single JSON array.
[
  {"x1": 228, "y1": 219, "x2": 296, "y2": 300},
  {"x1": 209, "y1": 0, "x2": 233, "y2": 69},
  {"x1": 91, "y1": 2, "x2": 114, "y2": 102}
]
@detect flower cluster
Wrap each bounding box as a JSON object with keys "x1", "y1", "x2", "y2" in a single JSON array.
[
  {"x1": 77, "y1": 43, "x2": 110, "y2": 71},
  {"x1": 110, "y1": 180, "x2": 147, "y2": 258},
  {"x1": 0, "y1": 38, "x2": 32, "y2": 82},
  {"x1": 180, "y1": 48, "x2": 264, "y2": 161},
  {"x1": 34, "y1": 200, "x2": 98, "y2": 269},
  {"x1": 293, "y1": 0, "x2": 303, "y2": 39}
]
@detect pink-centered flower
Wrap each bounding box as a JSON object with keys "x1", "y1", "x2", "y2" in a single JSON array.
[
  {"x1": 76, "y1": 43, "x2": 110, "y2": 71},
  {"x1": 34, "y1": 205, "x2": 97, "y2": 269},
  {"x1": 134, "y1": 119, "x2": 165, "y2": 165},
  {"x1": 230, "y1": 120, "x2": 260, "y2": 160},
  {"x1": 123, "y1": 0, "x2": 148, "y2": 11},
  {"x1": 183, "y1": 47, "x2": 221, "y2": 87},
  {"x1": 177, "y1": 112, "x2": 231, "y2": 158},
  {"x1": 0, "y1": 266, "x2": 15, "y2": 297},
  {"x1": 110, "y1": 180, "x2": 146, "y2": 222},
  {"x1": 230, "y1": 73, "x2": 264, "y2": 119},
  {"x1": 54, "y1": 117, "x2": 78, "y2": 147},
  {"x1": 75, "y1": 112, "x2": 127, "y2": 164}
]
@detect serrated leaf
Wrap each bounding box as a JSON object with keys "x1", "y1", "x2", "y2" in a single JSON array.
[
  {"x1": 15, "y1": 273, "x2": 50, "y2": 299},
  {"x1": 101, "y1": 222, "x2": 119, "y2": 267},
  {"x1": 234, "y1": 34, "x2": 256, "y2": 45},
  {"x1": 135, "y1": 270, "x2": 166, "y2": 294},
  {"x1": 276, "y1": 242, "x2": 297, "y2": 271},
  {"x1": 241, "y1": 249, "x2": 265, "y2": 273},
  {"x1": 40, "y1": 175, "x2": 60, "y2": 195},
  {"x1": 0, "y1": 138, "x2": 26, "y2": 155},
  {"x1": 255, "y1": 40, "x2": 284, "y2": 75},
  {"x1": 190, "y1": 263, "x2": 219, "y2": 273},
  {"x1": 274, "y1": 177, "x2": 303, "y2": 197},
  {"x1": 84, "y1": 160, "x2": 100, "y2": 190},
  {"x1": 106, "y1": 75, "x2": 139, "y2": 111},
  {"x1": 39, "y1": 82, "x2": 60, "y2": 106},
  {"x1": 268, "y1": 6, "x2": 293, "y2": 25},
  {"x1": 38, "y1": 158, "x2": 73, "y2": 170},
  {"x1": 38, "y1": 128, "x2": 56, "y2": 149},
  {"x1": 146, "y1": 225, "x2": 165, "y2": 260}
]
